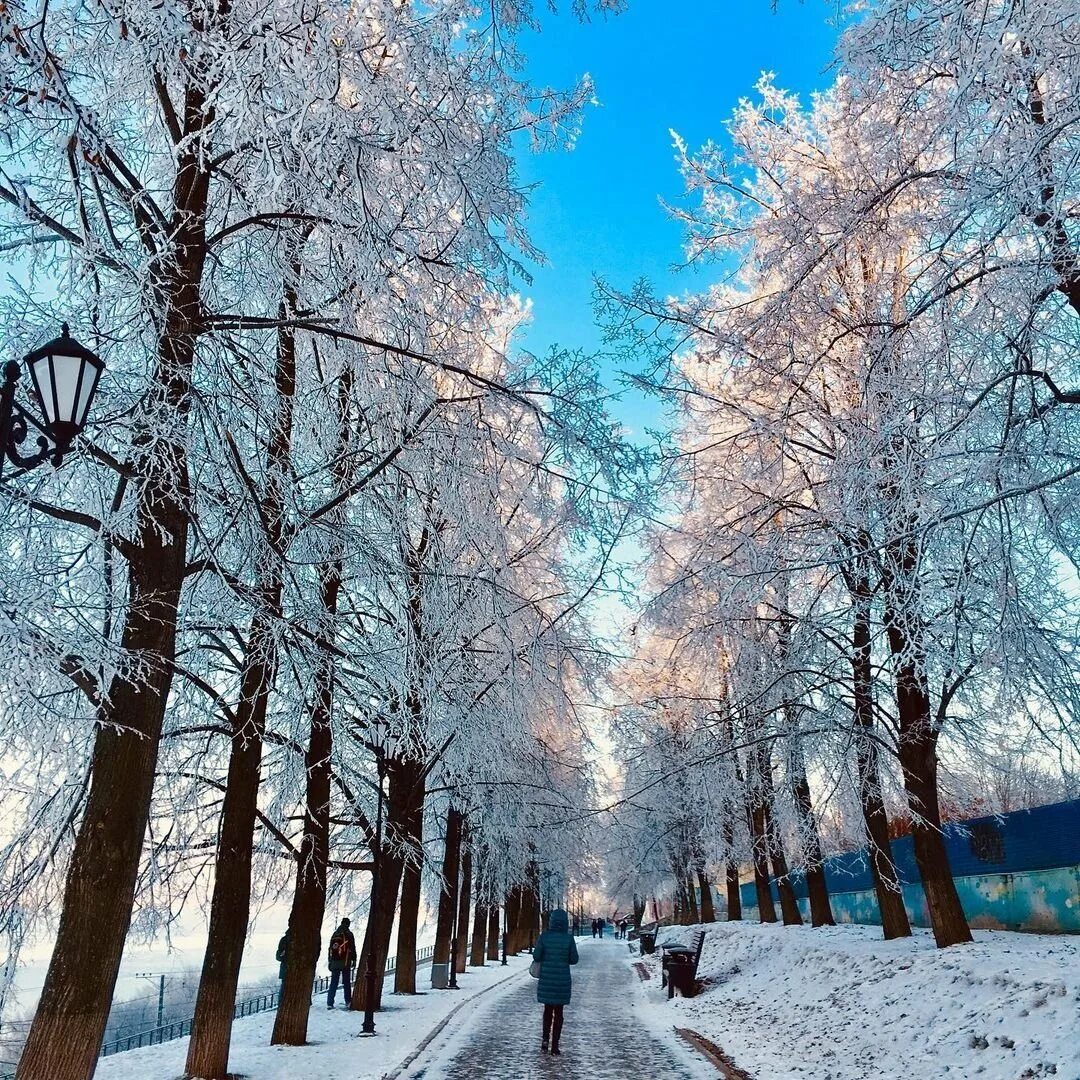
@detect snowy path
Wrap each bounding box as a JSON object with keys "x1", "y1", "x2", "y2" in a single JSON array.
[{"x1": 399, "y1": 938, "x2": 717, "y2": 1080}]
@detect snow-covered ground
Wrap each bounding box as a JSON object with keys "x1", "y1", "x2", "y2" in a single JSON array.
[
  {"x1": 635, "y1": 921, "x2": 1080, "y2": 1080},
  {"x1": 95, "y1": 953, "x2": 531, "y2": 1080}
]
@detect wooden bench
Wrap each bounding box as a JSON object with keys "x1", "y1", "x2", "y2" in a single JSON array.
[{"x1": 661, "y1": 930, "x2": 706, "y2": 999}]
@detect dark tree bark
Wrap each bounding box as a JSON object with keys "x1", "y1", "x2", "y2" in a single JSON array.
[
  {"x1": 746, "y1": 747, "x2": 778, "y2": 923},
  {"x1": 486, "y1": 904, "x2": 500, "y2": 961},
  {"x1": 455, "y1": 842, "x2": 472, "y2": 974},
  {"x1": 16, "y1": 94, "x2": 211, "y2": 1080},
  {"x1": 725, "y1": 860, "x2": 743, "y2": 921},
  {"x1": 787, "y1": 738, "x2": 835, "y2": 928},
  {"x1": 393, "y1": 783, "x2": 425, "y2": 995},
  {"x1": 272, "y1": 364, "x2": 360, "y2": 1046},
  {"x1": 685, "y1": 874, "x2": 700, "y2": 924},
  {"x1": 352, "y1": 756, "x2": 420, "y2": 1012},
  {"x1": 433, "y1": 807, "x2": 463, "y2": 976},
  {"x1": 632, "y1": 895, "x2": 646, "y2": 933},
  {"x1": 763, "y1": 793, "x2": 803, "y2": 926},
  {"x1": 470, "y1": 857, "x2": 488, "y2": 966},
  {"x1": 504, "y1": 885, "x2": 522, "y2": 953},
  {"x1": 271, "y1": 565, "x2": 340, "y2": 1046},
  {"x1": 696, "y1": 865, "x2": 715, "y2": 924},
  {"x1": 847, "y1": 565, "x2": 912, "y2": 939},
  {"x1": 186, "y1": 292, "x2": 296, "y2": 1080},
  {"x1": 882, "y1": 536, "x2": 971, "y2": 948}
]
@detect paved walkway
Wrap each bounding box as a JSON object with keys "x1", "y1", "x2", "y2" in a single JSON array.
[{"x1": 400, "y1": 938, "x2": 717, "y2": 1079}]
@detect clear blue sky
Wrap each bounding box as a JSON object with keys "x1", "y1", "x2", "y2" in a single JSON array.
[{"x1": 513, "y1": 0, "x2": 843, "y2": 435}]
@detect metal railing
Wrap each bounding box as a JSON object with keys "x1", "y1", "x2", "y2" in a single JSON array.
[{"x1": 97, "y1": 943, "x2": 439, "y2": 1059}]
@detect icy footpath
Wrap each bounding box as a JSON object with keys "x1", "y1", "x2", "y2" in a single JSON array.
[
  {"x1": 95, "y1": 954, "x2": 531, "y2": 1080},
  {"x1": 635, "y1": 921, "x2": 1080, "y2": 1080}
]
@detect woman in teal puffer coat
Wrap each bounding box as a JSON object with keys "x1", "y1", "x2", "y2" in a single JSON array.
[{"x1": 532, "y1": 908, "x2": 578, "y2": 1055}]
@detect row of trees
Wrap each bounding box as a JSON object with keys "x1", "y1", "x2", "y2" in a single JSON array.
[
  {"x1": 0, "y1": 1, "x2": 626, "y2": 1078},
  {"x1": 606, "y1": 0, "x2": 1080, "y2": 948}
]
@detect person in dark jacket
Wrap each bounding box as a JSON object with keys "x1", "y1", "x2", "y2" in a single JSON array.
[
  {"x1": 532, "y1": 908, "x2": 578, "y2": 1056},
  {"x1": 596, "y1": 916, "x2": 604, "y2": 939},
  {"x1": 276, "y1": 930, "x2": 289, "y2": 981},
  {"x1": 590, "y1": 918, "x2": 598, "y2": 939},
  {"x1": 327, "y1": 917, "x2": 357, "y2": 1008}
]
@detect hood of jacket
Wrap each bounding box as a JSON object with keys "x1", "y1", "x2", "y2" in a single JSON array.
[{"x1": 547, "y1": 908, "x2": 570, "y2": 933}]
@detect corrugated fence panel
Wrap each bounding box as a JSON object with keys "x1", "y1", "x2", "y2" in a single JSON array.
[{"x1": 738, "y1": 797, "x2": 1080, "y2": 933}]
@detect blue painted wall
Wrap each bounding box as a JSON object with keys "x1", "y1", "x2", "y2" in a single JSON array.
[{"x1": 737, "y1": 798, "x2": 1080, "y2": 934}]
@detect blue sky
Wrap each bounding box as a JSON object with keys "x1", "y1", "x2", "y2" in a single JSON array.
[{"x1": 512, "y1": 0, "x2": 843, "y2": 435}]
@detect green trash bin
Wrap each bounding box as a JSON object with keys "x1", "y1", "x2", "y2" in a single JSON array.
[{"x1": 639, "y1": 931, "x2": 657, "y2": 955}]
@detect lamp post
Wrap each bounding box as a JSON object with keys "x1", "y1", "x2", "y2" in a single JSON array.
[
  {"x1": 134, "y1": 972, "x2": 167, "y2": 1030},
  {"x1": 0, "y1": 324, "x2": 104, "y2": 480},
  {"x1": 359, "y1": 742, "x2": 386, "y2": 1038},
  {"x1": 447, "y1": 881, "x2": 460, "y2": 990}
]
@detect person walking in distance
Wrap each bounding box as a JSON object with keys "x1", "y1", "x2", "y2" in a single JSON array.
[
  {"x1": 590, "y1": 918, "x2": 598, "y2": 939},
  {"x1": 533, "y1": 909, "x2": 578, "y2": 1056},
  {"x1": 327, "y1": 917, "x2": 356, "y2": 1008},
  {"x1": 596, "y1": 917, "x2": 604, "y2": 939},
  {"x1": 276, "y1": 929, "x2": 289, "y2": 981}
]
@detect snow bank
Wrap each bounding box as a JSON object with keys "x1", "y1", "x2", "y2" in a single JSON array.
[
  {"x1": 634, "y1": 921, "x2": 1080, "y2": 1080},
  {"x1": 94, "y1": 955, "x2": 530, "y2": 1080}
]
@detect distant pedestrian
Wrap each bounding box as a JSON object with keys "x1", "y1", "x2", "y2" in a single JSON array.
[
  {"x1": 591, "y1": 918, "x2": 598, "y2": 939},
  {"x1": 619, "y1": 919, "x2": 628, "y2": 940},
  {"x1": 276, "y1": 930, "x2": 289, "y2": 981},
  {"x1": 533, "y1": 908, "x2": 578, "y2": 1056},
  {"x1": 327, "y1": 917, "x2": 356, "y2": 1008},
  {"x1": 596, "y1": 917, "x2": 604, "y2": 939}
]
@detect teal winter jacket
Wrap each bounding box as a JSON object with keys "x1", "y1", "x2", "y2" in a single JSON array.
[{"x1": 532, "y1": 908, "x2": 578, "y2": 1005}]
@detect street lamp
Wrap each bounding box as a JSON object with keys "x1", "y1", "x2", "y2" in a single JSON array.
[
  {"x1": 0, "y1": 324, "x2": 104, "y2": 478},
  {"x1": 359, "y1": 735, "x2": 390, "y2": 1038}
]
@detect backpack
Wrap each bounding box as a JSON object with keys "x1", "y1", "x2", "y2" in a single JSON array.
[{"x1": 329, "y1": 931, "x2": 350, "y2": 964}]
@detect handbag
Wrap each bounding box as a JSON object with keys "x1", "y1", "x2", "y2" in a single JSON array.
[{"x1": 529, "y1": 960, "x2": 541, "y2": 979}]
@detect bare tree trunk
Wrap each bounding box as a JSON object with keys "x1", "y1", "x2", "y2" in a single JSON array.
[
  {"x1": 725, "y1": 860, "x2": 743, "y2": 920},
  {"x1": 16, "y1": 113, "x2": 210, "y2": 1080},
  {"x1": 787, "y1": 736, "x2": 834, "y2": 928},
  {"x1": 271, "y1": 565, "x2": 340, "y2": 1046},
  {"x1": 487, "y1": 904, "x2": 500, "y2": 961},
  {"x1": 273, "y1": 362, "x2": 359, "y2": 1045},
  {"x1": 762, "y1": 792, "x2": 803, "y2": 926},
  {"x1": 393, "y1": 781, "x2": 425, "y2": 995},
  {"x1": 185, "y1": 621, "x2": 275, "y2": 1076},
  {"x1": 746, "y1": 745, "x2": 778, "y2": 923},
  {"x1": 504, "y1": 886, "x2": 521, "y2": 953},
  {"x1": 353, "y1": 756, "x2": 418, "y2": 1012},
  {"x1": 455, "y1": 842, "x2": 472, "y2": 974},
  {"x1": 470, "y1": 879, "x2": 487, "y2": 966},
  {"x1": 748, "y1": 799, "x2": 777, "y2": 922},
  {"x1": 685, "y1": 874, "x2": 699, "y2": 924},
  {"x1": 394, "y1": 855, "x2": 423, "y2": 993},
  {"x1": 433, "y1": 807, "x2": 462, "y2": 976},
  {"x1": 632, "y1": 895, "x2": 646, "y2": 933},
  {"x1": 696, "y1": 865, "x2": 715, "y2": 923},
  {"x1": 186, "y1": 294, "x2": 296, "y2": 1080},
  {"x1": 848, "y1": 569, "x2": 911, "y2": 939},
  {"x1": 882, "y1": 540, "x2": 971, "y2": 948}
]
